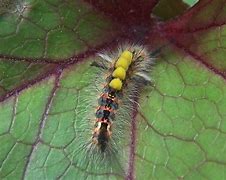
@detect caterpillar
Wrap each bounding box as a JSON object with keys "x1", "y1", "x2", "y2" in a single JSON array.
[
  {"x1": 92, "y1": 45, "x2": 153, "y2": 152},
  {"x1": 71, "y1": 43, "x2": 154, "y2": 175}
]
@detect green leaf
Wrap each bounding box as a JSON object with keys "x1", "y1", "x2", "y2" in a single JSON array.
[
  {"x1": 1, "y1": 0, "x2": 226, "y2": 179},
  {"x1": 136, "y1": 47, "x2": 226, "y2": 179},
  {"x1": 152, "y1": 0, "x2": 189, "y2": 20},
  {"x1": 183, "y1": 0, "x2": 199, "y2": 6},
  {"x1": 0, "y1": 77, "x2": 55, "y2": 178},
  {"x1": 0, "y1": 0, "x2": 117, "y2": 99}
]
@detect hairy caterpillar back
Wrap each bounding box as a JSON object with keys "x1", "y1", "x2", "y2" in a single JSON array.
[{"x1": 69, "y1": 43, "x2": 154, "y2": 176}]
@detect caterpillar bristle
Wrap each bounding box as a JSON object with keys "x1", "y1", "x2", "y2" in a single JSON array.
[
  {"x1": 70, "y1": 43, "x2": 155, "y2": 175},
  {"x1": 89, "y1": 44, "x2": 154, "y2": 154}
]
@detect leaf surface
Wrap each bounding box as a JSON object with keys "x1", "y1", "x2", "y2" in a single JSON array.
[{"x1": 0, "y1": 0, "x2": 226, "y2": 179}]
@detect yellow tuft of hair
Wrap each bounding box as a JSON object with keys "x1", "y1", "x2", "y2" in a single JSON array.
[
  {"x1": 112, "y1": 67, "x2": 126, "y2": 80},
  {"x1": 120, "y1": 50, "x2": 133, "y2": 64},
  {"x1": 115, "y1": 57, "x2": 130, "y2": 70},
  {"x1": 109, "y1": 78, "x2": 122, "y2": 90}
]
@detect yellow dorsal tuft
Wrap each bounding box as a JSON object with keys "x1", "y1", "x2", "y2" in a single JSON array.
[
  {"x1": 120, "y1": 50, "x2": 133, "y2": 65},
  {"x1": 109, "y1": 78, "x2": 122, "y2": 90},
  {"x1": 112, "y1": 67, "x2": 126, "y2": 80},
  {"x1": 115, "y1": 57, "x2": 130, "y2": 70}
]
